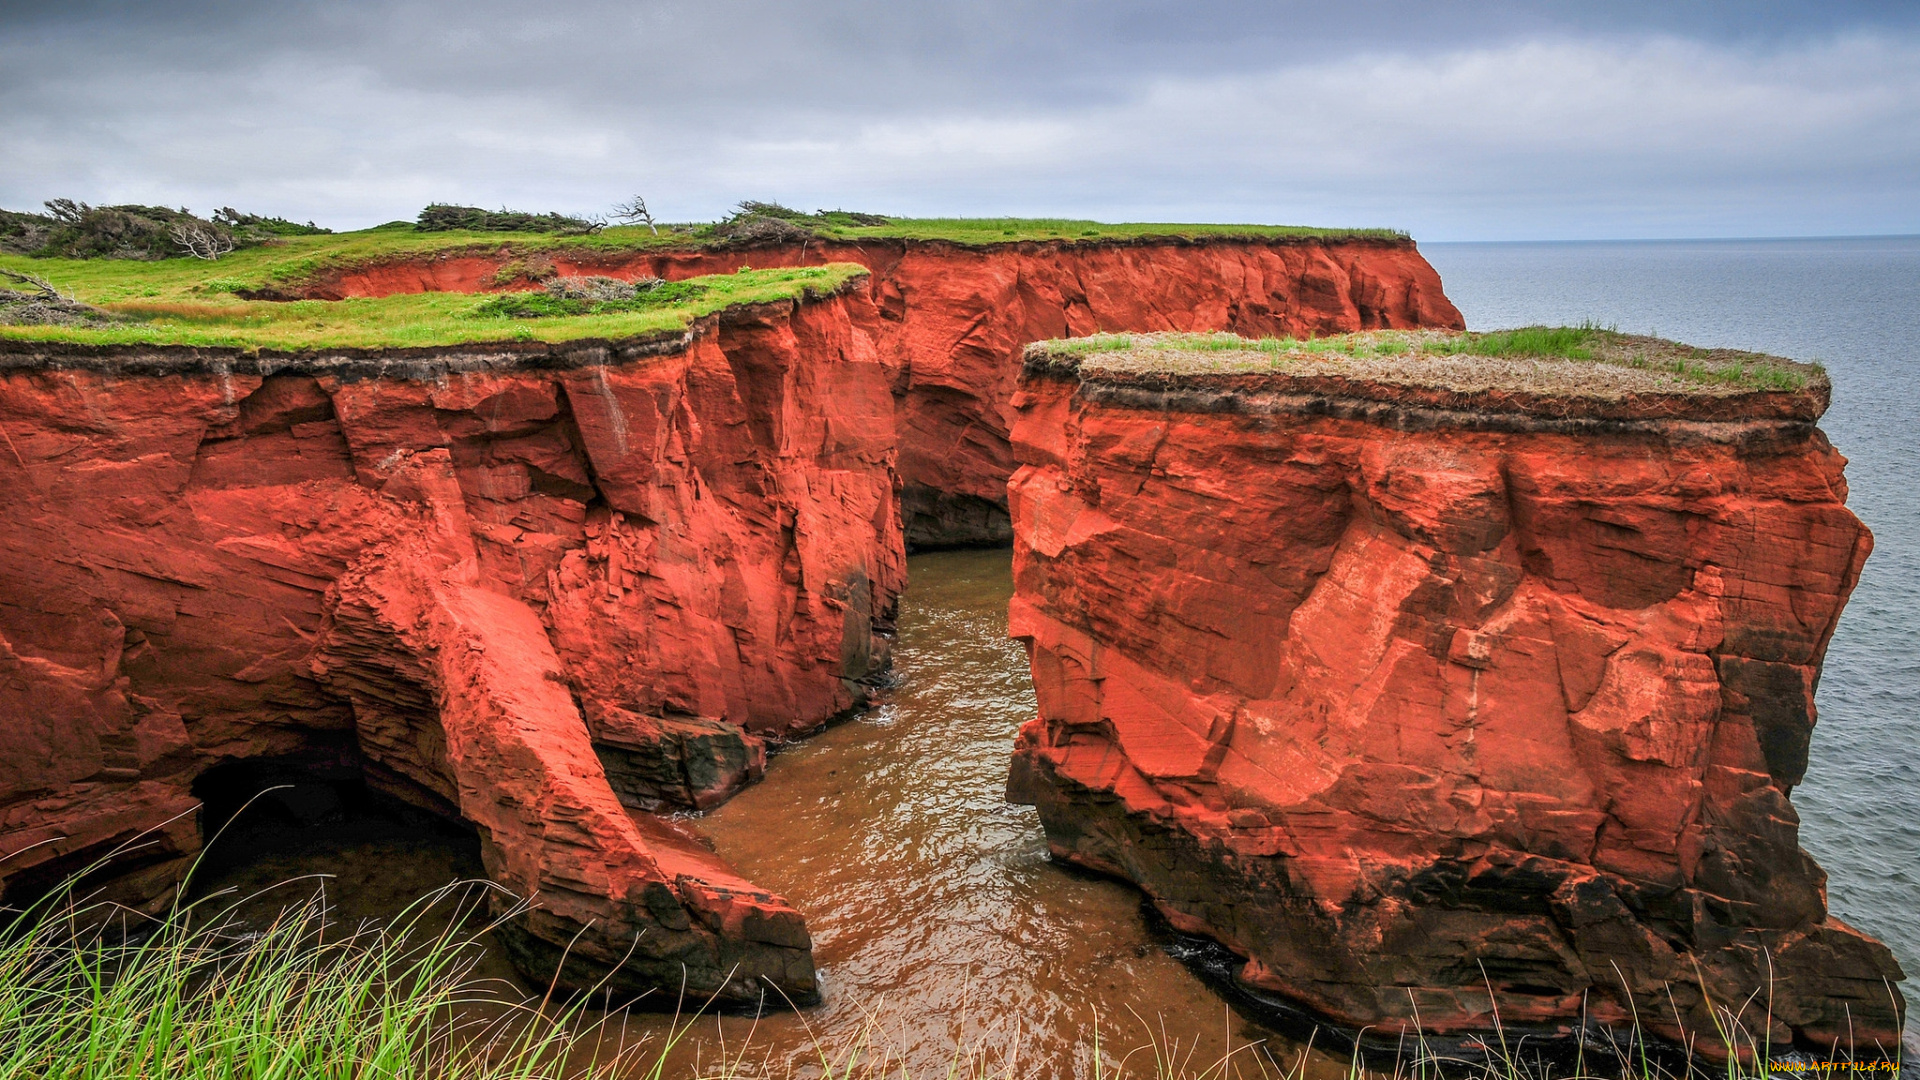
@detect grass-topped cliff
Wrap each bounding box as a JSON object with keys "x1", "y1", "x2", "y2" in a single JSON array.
[
  {"x1": 0, "y1": 212, "x2": 1405, "y2": 309},
  {"x1": 0, "y1": 264, "x2": 867, "y2": 352},
  {"x1": 1024, "y1": 328, "x2": 1832, "y2": 424},
  {"x1": 0, "y1": 204, "x2": 1415, "y2": 351}
]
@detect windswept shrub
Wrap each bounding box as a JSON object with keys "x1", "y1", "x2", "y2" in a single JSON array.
[
  {"x1": 0, "y1": 200, "x2": 325, "y2": 259},
  {"x1": 707, "y1": 212, "x2": 819, "y2": 245},
  {"x1": 32, "y1": 201, "x2": 203, "y2": 259},
  {"x1": 731, "y1": 200, "x2": 813, "y2": 223},
  {"x1": 472, "y1": 275, "x2": 705, "y2": 319},
  {"x1": 0, "y1": 209, "x2": 52, "y2": 255},
  {"x1": 702, "y1": 201, "x2": 891, "y2": 244},
  {"x1": 213, "y1": 207, "x2": 331, "y2": 236},
  {"x1": 415, "y1": 204, "x2": 600, "y2": 234}
]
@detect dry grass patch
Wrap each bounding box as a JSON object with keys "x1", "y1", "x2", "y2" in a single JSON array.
[{"x1": 1029, "y1": 327, "x2": 1821, "y2": 398}]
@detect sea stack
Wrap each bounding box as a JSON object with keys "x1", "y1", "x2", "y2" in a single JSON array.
[{"x1": 1006, "y1": 330, "x2": 1906, "y2": 1056}]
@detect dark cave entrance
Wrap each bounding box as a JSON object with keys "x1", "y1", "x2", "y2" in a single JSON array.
[{"x1": 185, "y1": 751, "x2": 490, "y2": 929}]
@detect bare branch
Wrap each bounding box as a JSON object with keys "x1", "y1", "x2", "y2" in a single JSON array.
[
  {"x1": 0, "y1": 267, "x2": 62, "y2": 300},
  {"x1": 612, "y1": 195, "x2": 659, "y2": 235},
  {"x1": 0, "y1": 267, "x2": 111, "y2": 326},
  {"x1": 169, "y1": 221, "x2": 235, "y2": 261}
]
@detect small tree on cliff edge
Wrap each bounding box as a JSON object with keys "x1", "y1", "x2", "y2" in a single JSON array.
[{"x1": 613, "y1": 195, "x2": 658, "y2": 235}]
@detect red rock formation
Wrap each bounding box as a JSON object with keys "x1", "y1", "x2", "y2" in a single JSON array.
[
  {"x1": 0, "y1": 286, "x2": 896, "y2": 1004},
  {"x1": 279, "y1": 237, "x2": 1464, "y2": 548},
  {"x1": 1005, "y1": 349, "x2": 1906, "y2": 1056},
  {"x1": 0, "y1": 239, "x2": 1464, "y2": 1006}
]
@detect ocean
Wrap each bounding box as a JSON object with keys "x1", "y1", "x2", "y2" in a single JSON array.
[{"x1": 1424, "y1": 237, "x2": 1920, "y2": 1040}]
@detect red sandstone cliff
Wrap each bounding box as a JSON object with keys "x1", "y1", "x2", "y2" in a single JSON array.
[
  {"x1": 0, "y1": 285, "x2": 897, "y2": 1003},
  {"x1": 0, "y1": 240, "x2": 1463, "y2": 1006},
  {"x1": 1005, "y1": 344, "x2": 1905, "y2": 1056},
  {"x1": 277, "y1": 237, "x2": 1463, "y2": 548}
]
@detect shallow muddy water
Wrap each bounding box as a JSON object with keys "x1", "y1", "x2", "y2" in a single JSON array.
[
  {"x1": 673, "y1": 547, "x2": 1317, "y2": 1077},
  {"x1": 195, "y1": 548, "x2": 1332, "y2": 1079}
]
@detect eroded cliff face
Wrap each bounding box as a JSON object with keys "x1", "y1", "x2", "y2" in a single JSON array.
[
  {"x1": 0, "y1": 241, "x2": 1467, "y2": 1006},
  {"x1": 1005, "y1": 361, "x2": 1905, "y2": 1054},
  {"x1": 0, "y1": 287, "x2": 898, "y2": 1004},
  {"x1": 286, "y1": 237, "x2": 1464, "y2": 548}
]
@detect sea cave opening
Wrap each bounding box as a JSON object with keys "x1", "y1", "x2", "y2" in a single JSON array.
[{"x1": 185, "y1": 749, "x2": 491, "y2": 932}]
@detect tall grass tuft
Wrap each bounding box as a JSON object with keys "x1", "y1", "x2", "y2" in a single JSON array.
[
  {"x1": 1426, "y1": 323, "x2": 1604, "y2": 361},
  {"x1": 0, "y1": 877, "x2": 671, "y2": 1080}
]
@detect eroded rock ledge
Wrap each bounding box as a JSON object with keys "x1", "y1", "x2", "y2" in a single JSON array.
[
  {"x1": 289, "y1": 236, "x2": 1465, "y2": 548},
  {"x1": 1006, "y1": 334, "x2": 1905, "y2": 1055}
]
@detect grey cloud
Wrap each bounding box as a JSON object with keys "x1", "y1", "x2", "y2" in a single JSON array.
[{"x1": 1, "y1": 1, "x2": 1916, "y2": 238}]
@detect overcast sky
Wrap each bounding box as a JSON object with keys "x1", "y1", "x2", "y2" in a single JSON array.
[{"x1": 2, "y1": 0, "x2": 1916, "y2": 241}]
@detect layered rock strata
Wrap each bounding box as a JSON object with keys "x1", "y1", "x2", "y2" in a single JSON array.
[
  {"x1": 280, "y1": 237, "x2": 1464, "y2": 547},
  {"x1": 1005, "y1": 337, "x2": 1906, "y2": 1055},
  {"x1": 0, "y1": 284, "x2": 898, "y2": 1004}
]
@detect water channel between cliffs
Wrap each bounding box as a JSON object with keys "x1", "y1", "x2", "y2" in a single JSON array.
[
  {"x1": 679, "y1": 547, "x2": 1320, "y2": 1075},
  {"x1": 196, "y1": 548, "x2": 1335, "y2": 1080}
]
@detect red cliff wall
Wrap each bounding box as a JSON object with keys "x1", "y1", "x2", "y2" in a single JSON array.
[
  {"x1": 0, "y1": 286, "x2": 898, "y2": 1004},
  {"x1": 0, "y1": 240, "x2": 1465, "y2": 1006},
  {"x1": 292, "y1": 238, "x2": 1464, "y2": 548},
  {"x1": 1005, "y1": 365, "x2": 1905, "y2": 1055}
]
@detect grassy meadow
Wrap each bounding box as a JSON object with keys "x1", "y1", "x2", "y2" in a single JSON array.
[{"x1": 0, "y1": 264, "x2": 868, "y2": 352}]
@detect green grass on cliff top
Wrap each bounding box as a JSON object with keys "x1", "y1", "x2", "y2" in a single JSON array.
[
  {"x1": 0, "y1": 218, "x2": 1401, "y2": 307},
  {"x1": 0, "y1": 263, "x2": 867, "y2": 352},
  {"x1": 1031, "y1": 327, "x2": 1821, "y2": 394},
  {"x1": 827, "y1": 217, "x2": 1406, "y2": 244}
]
